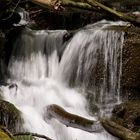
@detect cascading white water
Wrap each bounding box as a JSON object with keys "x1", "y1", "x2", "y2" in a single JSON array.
[
  {"x1": 0, "y1": 20, "x2": 125, "y2": 140},
  {"x1": 58, "y1": 20, "x2": 124, "y2": 116}
]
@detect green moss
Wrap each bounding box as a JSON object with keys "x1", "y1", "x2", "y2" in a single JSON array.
[{"x1": 13, "y1": 135, "x2": 36, "y2": 140}]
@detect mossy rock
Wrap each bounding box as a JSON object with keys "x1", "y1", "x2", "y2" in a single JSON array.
[{"x1": 0, "y1": 100, "x2": 23, "y2": 133}]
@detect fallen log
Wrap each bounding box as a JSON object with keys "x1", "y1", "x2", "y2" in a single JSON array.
[
  {"x1": 101, "y1": 118, "x2": 140, "y2": 140},
  {"x1": 30, "y1": 0, "x2": 140, "y2": 27},
  {"x1": 30, "y1": 0, "x2": 96, "y2": 11},
  {"x1": 46, "y1": 104, "x2": 102, "y2": 132},
  {"x1": 30, "y1": 0, "x2": 61, "y2": 10},
  {"x1": 86, "y1": 0, "x2": 140, "y2": 27}
]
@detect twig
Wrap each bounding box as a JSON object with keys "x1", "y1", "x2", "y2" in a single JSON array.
[
  {"x1": 13, "y1": 132, "x2": 53, "y2": 140},
  {"x1": 2, "y1": 0, "x2": 21, "y2": 21},
  {"x1": 0, "y1": 0, "x2": 13, "y2": 12}
]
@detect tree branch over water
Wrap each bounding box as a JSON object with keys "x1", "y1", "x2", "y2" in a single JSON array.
[{"x1": 86, "y1": 0, "x2": 140, "y2": 26}]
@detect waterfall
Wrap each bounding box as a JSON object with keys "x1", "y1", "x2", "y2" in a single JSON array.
[
  {"x1": 0, "y1": 20, "x2": 125, "y2": 140},
  {"x1": 59, "y1": 20, "x2": 124, "y2": 116}
]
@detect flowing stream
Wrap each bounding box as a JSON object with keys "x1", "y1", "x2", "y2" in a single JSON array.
[{"x1": 0, "y1": 20, "x2": 125, "y2": 140}]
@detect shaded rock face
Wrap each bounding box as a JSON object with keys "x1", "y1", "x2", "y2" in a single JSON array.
[
  {"x1": 0, "y1": 100, "x2": 23, "y2": 133},
  {"x1": 121, "y1": 28, "x2": 140, "y2": 100},
  {"x1": 112, "y1": 102, "x2": 140, "y2": 133}
]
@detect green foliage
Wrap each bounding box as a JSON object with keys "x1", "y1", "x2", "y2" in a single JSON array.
[
  {"x1": 13, "y1": 135, "x2": 36, "y2": 140},
  {"x1": 134, "y1": 128, "x2": 140, "y2": 133},
  {"x1": 137, "y1": 129, "x2": 140, "y2": 133}
]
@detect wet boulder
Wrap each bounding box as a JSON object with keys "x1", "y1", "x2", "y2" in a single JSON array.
[{"x1": 0, "y1": 100, "x2": 23, "y2": 133}]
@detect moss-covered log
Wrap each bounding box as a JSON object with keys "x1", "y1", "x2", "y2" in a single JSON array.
[
  {"x1": 101, "y1": 118, "x2": 140, "y2": 140},
  {"x1": 86, "y1": 0, "x2": 140, "y2": 26},
  {"x1": 30, "y1": 0, "x2": 96, "y2": 11},
  {"x1": 111, "y1": 102, "x2": 140, "y2": 132}
]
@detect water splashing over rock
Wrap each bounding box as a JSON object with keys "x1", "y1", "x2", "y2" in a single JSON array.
[{"x1": 0, "y1": 20, "x2": 125, "y2": 140}]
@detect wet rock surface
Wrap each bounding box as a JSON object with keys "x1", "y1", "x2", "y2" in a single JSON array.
[{"x1": 122, "y1": 27, "x2": 140, "y2": 100}]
